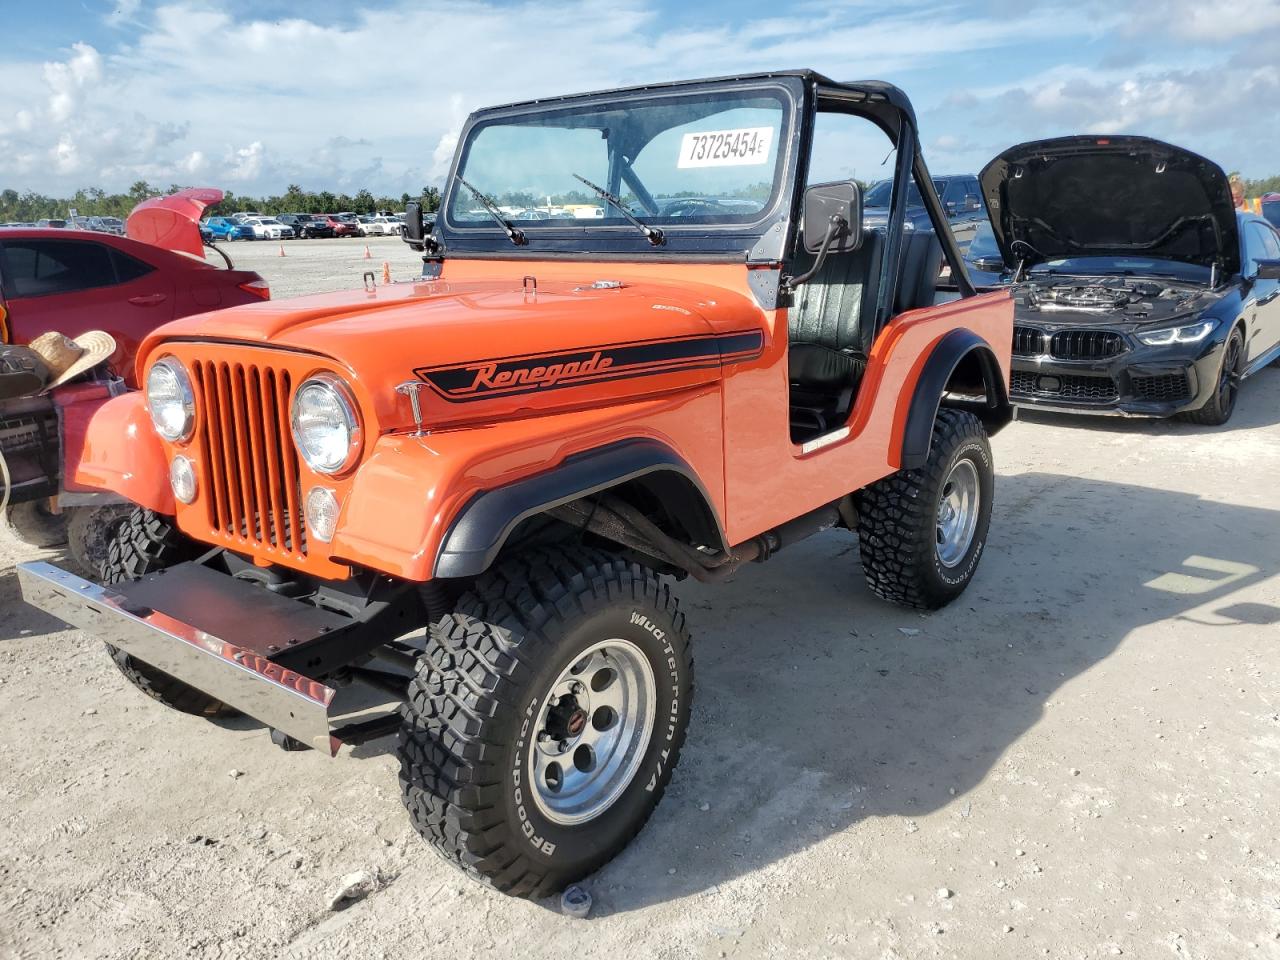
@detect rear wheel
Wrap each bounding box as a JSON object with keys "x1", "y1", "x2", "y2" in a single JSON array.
[
  {"x1": 856, "y1": 408, "x2": 994, "y2": 609},
  {"x1": 398, "y1": 547, "x2": 693, "y2": 898},
  {"x1": 101, "y1": 507, "x2": 233, "y2": 718},
  {"x1": 1180, "y1": 327, "x2": 1243, "y2": 426},
  {"x1": 2, "y1": 501, "x2": 67, "y2": 549}
]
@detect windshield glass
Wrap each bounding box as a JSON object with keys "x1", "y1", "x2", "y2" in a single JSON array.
[
  {"x1": 447, "y1": 88, "x2": 789, "y2": 230},
  {"x1": 864, "y1": 178, "x2": 945, "y2": 208},
  {"x1": 1263, "y1": 202, "x2": 1280, "y2": 229},
  {"x1": 1029, "y1": 256, "x2": 1211, "y2": 282}
]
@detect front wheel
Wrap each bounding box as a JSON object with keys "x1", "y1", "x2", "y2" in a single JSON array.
[
  {"x1": 856, "y1": 407, "x2": 994, "y2": 609},
  {"x1": 398, "y1": 547, "x2": 693, "y2": 898},
  {"x1": 1180, "y1": 327, "x2": 1243, "y2": 426},
  {"x1": 100, "y1": 507, "x2": 233, "y2": 718}
]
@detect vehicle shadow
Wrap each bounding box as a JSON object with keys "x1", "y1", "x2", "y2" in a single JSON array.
[
  {"x1": 578, "y1": 471, "x2": 1279, "y2": 914},
  {"x1": 0, "y1": 539, "x2": 89, "y2": 642}
]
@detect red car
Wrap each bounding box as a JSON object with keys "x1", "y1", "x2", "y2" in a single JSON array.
[
  {"x1": 1, "y1": 190, "x2": 270, "y2": 573},
  {"x1": 0, "y1": 228, "x2": 268, "y2": 387},
  {"x1": 314, "y1": 214, "x2": 360, "y2": 238}
]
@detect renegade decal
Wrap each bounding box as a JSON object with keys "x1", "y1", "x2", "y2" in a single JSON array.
[{"x1": 414, "y1": 330, "x2": 764, "y2": 402}]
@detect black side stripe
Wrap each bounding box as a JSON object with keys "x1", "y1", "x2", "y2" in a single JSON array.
[{"x1": 415, "y1": 329, "x2": 764, "y2": 403}]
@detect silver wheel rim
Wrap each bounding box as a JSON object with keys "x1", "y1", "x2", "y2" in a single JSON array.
[
  {"x1": 936, "y1": 458, "x2": 981, "y2": 568},
  {"x1": 527, "y1": 638, "x2": 656, "y2": 826}
]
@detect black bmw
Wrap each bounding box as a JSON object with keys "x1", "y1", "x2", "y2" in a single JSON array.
[{"x1": 979, "y1": 136, "x2": 1280, "y2": 424}]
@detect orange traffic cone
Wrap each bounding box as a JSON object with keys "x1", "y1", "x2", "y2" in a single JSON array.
[
  {"x1": 363, "y1": 244, "x2": 372, "y2": 259},
  {"x1": 278, "y1": 243, "x2": 286, "y2": 257},
  {"x1": 381, "y1": 261, "x2": 391, "y2": 285}
]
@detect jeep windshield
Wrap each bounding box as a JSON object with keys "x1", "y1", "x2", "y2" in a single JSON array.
[{"x1": 444, "y1": 85, "x2": 792, "y2": 249}]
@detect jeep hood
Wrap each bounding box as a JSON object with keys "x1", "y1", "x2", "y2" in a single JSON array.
[
  {"x1": 979, "y1": 136, "x2": 1239, "y2": 274},
  {"x1": 143, "y1": 276, "x2": 764, "y2": 428}
]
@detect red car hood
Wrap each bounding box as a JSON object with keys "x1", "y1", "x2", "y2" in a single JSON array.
[{"x1": 127, "y1": 188, "x2": 224, "y2": 259}]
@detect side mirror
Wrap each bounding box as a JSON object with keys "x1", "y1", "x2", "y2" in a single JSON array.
[
  {"x1": 801, "y1": 180, "x2": 863, "y2": 255},
  {"x1": 1256, "y1": 258, "x2": 1280, "y2": 281},
  {"x1": 971, "y1": 256, "x2": 1007, "y2": 272},
  {"x1": 403, "y1": 201, "x2": 425, "y2": 248}
]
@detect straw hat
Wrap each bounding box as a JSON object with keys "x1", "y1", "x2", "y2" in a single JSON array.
[{"x1": 28, "y1": 330, "x2": 117, "y2": 390}]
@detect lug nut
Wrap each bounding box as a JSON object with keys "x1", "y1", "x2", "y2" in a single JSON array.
[
  {"x1": 559, "y1": 740, "x2": 571, "y2": 753},
  {"x1": 571, "y1": 681, "x2": 585, "y2": 695}
]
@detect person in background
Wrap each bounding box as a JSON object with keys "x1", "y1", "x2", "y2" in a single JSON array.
[{"x1": 1230, "y1": 176, "x2": 1248, "y2": 211}]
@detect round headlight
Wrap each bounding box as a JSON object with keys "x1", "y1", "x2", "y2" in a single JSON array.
[
  {"x1": 146, "y1": 357, "x2": 195, "y2": 442},
  {"x1": 290, "y1": 374, "x2": 361, "y2": 475}
]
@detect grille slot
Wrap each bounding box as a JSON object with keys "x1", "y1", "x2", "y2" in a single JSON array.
[
  {"x1": 192, "y1": 361, "x2": 305, "y2": 555},
  {"x1": 1012, "y1": 326, "x2": 1045, "y2": 357},
  {"x1": 1130, "y1": 373, "x2": 1191, "y2": 403},
  {"x1": 1010, "y1": 370, "x2": 1119, "y2": 403},
  {"x1": 1048, "y1": 330, "x2": 1126, "y2": 361}
]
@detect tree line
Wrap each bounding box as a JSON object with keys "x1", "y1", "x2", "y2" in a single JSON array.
[
  {"x1": 0, "y1": 182, "x2": 443, "y2": 223},
  {"x1": 3, "y1": 174, "x2": 1278, "y2": 224}
]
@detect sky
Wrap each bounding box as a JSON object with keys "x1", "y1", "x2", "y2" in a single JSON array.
[{"x1": 1, "y1": 0, "x2": 1277, "y2": 198}]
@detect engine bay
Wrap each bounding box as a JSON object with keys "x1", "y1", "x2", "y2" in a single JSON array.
[{"x1": 1017, "y1": 276, "x2": 1215, "y2": 326}]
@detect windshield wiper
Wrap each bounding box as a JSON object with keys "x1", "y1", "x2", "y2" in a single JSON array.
[
  {"x1": 572, "y1": 174, "x2": 664, "y2": 246},
  {"x1": 455, "y1": 175, "x2": 526, "y2": 246}
]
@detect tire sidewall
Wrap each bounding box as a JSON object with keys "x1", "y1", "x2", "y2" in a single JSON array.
[
  {"x1": 926, "y1": 428, "x2": 994, "y2": 596},
  {"x1": 502, "y1": 596, "x2": 691, "y2": 878}
]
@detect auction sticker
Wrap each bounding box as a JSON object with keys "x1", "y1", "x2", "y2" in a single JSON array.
[{"x1": 677, "y1": 127, "x2": 773, "y2": 168}]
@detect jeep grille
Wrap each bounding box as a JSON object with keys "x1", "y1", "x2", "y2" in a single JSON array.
[{"x1": 190, "y1": 361, "x2": 306, "y2": 557}]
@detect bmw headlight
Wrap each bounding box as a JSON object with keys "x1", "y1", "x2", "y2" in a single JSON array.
[
  {"x1": 290, "y1": 373, "x2": 361, "y2": 474},
  {"x1": 146, "y1": 356, "x2": 195, "y2": 442},
  {"x1": 1137, "y1": 319, "x2": 1217, "y2": 346}
]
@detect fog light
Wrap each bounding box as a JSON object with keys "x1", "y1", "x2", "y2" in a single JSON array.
[
  {"x1": 170, "y1": 455, "x2": 197, "y2": 504},
  {"x1": 305, "y1": 486, "x2": 340, "y2": 543}
]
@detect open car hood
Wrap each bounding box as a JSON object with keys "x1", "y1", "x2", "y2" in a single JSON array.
[
  {"x1": 126, "y1": 188, "x2": 224, "y2": 259},
  {"x1": 979, "y1": 136, "x2": 1239, "y2": 275}
]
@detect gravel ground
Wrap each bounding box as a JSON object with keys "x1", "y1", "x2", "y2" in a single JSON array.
[
  {"x1": 2, "y1": 251, "x2": 1279, "y2": 959},
  {"x1": 221, "y1": 234, "x2": 425, "y2": 299}
]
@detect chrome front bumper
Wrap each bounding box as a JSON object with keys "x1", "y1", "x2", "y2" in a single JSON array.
[{"x1": 17, "y1": 561, "x2": 339, "y2": 754}]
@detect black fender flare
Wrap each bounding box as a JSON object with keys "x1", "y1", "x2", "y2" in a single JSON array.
[
  {"x1": 433, "y1": 439, "x2": 724, "y2": 578},
  {"x1": 900, "y1": 328, "x2": 1011, "y2": 470}
]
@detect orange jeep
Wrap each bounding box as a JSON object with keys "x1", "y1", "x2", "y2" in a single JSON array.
[{"x1": 19, "y1": 71, "x2": 1013, "y2": 897}]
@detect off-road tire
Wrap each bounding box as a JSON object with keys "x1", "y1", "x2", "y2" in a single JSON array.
[
  {"x1": 398, "y1": 546, "x2": 694, "y2": 898},
  {"x1": 65, "y1": 504, "x2": 131, "y2": 580},
  {"x1": 1179, "y1": 327, "x2": 1243, "y2": 426},
  {"x1": 3, "y1": 501, "x2": 67, "y2": 548},
  {"x1": 100, "y1": 507, "x2": 202, "y2": 585},
  {"x1": 101, "y1": 507, "x2": 233, "y2": 718},
  {"x1": 857, "y1": 408, "x2": 994, "y2": 610}
]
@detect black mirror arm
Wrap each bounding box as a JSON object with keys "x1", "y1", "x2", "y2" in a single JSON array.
[{"x1": 783, "y1": 214, "x2": 846, "y2": 290}]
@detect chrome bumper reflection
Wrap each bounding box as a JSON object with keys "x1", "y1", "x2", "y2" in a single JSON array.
[{"x1": 17, "y1": 561, "x2": 338, "y2": 755}]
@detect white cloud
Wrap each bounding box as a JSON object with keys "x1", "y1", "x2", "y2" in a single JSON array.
[{"x1": 1, "y1": 0, "x2": 1277, "y2": 196}]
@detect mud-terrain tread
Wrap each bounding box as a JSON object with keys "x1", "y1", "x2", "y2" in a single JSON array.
[
  {"x1": 857, "y1": 408, "x2": 989, "y2": 610},
  {"x1": 397, "y1": 545, "x2": 694, "y2": 899},
  {"x1": 100, "y1": 507, "x2": 231, "y2": 718},
  {"x1": 100, "y1": 507, "x2": 201, "y2": 585}
]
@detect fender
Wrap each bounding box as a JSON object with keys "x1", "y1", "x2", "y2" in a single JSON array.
[
  {"x1": 899, "y1": 328, "x2": 1011, "y2": 470},
  {"x1": 66, "y1": 392, "x2": 174, "y2": 513},
  {"x1": 434, "y1": 439, "x2": 724, "y2": 578}
]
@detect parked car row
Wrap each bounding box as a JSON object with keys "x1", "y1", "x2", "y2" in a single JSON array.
[
  {"x1": 196, "y1": 211, "x2": 408, "y2": 241},
  {"x1": 1, "y1": 217, "x2": 127, "y2": 235}
]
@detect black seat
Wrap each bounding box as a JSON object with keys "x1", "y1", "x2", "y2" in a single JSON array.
[
  {"x1": 894, "y1": 230, "x2": 943, "y2": 314},
  {"x1": 787, "y1": 229, "x2": 884, "y2": 438}
]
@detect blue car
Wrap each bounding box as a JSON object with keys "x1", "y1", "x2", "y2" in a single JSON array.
[{"x1": 203, "y1": 217, "x2": 248, "y2": 242}]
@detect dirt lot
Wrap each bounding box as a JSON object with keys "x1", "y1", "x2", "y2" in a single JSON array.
[{"x1": 2, "y1": 248, "x2": 1279, "y2": 959}]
